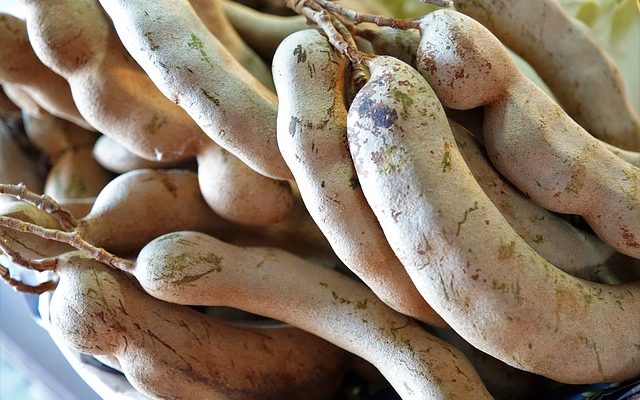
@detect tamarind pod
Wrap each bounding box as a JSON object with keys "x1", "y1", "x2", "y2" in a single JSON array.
[
  {"x1": 222, "y1": 0, "x2": 308, "y2": 61},
  {"x1": 98, "y1": 0, "x2": 292, "y2": 180},
  {"x1": 76, "y1": 169, "x2": 229, "y2": 255},
  {"x1": 0, "y1": 86, "x2": 21, "y2": 116},
  {"x1": 0, "y1": 14, "x2": 91, "y2": 130},
  {"x1": 601, "y1": 140, "x2": 640, "y2": 168},
  {"x1": 450, "y1": 120, "x2": 619, "y2": 282},
  {"x1": 136, "y1": 231, "x2": 492, "y2": 400},
  {"x1": 44, "y1": 148, "x2": 113, "y2": 202},
  {"x1": 274, "y1": 29, "x2": 444, "y2": 326},
  {"x1": 356, "y1": 27, "x2": 419, "y2": 66},
  {"x1": 197, "y1": 144, "x2": 293, "y2": 226},
  {"x1": 23, "y1": 114, "x2": 97, "y2": 163},
  {"x1": 57, "y1": 198, "x2": 95, "y2": 219},
  {"x1": 92, "y1": 135, "x2": 181, "y2": 174},
  {"x1": 189, "y1": 0, "x2": 275, "y2": 90},
  {"x1": 453, "y1": 0, "x2": 640, "y2": 150},
  {"x1": 0, "y1": 121, "x2": 43, "y2": 195},
  {"x1": 49, "y1": 252, "x2": 347, "y2": 400},
  {"x1": 0, "y1": 202, "x2": 73, "y2": 258},
  {"x1": 2, "y1": 84, "x2": 47, "y2": 118},
  {"x1": 416, "y1": 11, "x2": 640, "y2": 259},
  {"x1": 348, "y1": 54, "x2": 640, "y2": 383},
  {"x1": 24, "y1": 0, "x2": 207, "y2": 163}
]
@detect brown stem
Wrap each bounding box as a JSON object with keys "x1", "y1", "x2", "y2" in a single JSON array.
[
  {"x1": 0, "y1": 234, "x2": 58, "y2": 271},
  {"x1": 0, "y1": 217, "x2": 134, "y2": 273},
  {"x1": 0, "y1": 183, "x2": 78, "y2": 231},
  {"x1": 313, "y1": 0, "x2": 421, "y2": 30},
  {"x1": 0, "y1": 265, "x2": 57, "y2": 294}
]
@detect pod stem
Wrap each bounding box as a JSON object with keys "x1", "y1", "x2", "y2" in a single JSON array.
[
  {"x1": 0, "y1": 216, "x2": 134, "y2": 273},
  {"x1": 0, "y1": 264, "x2": 57, "y2": 294},
  {"x1": 0, "y1": 234, "x2": 58, "y2": 272},
  {"x1": 313, "y1": 0, "x2": 422, "y2": 30},
  {"x1": 0, "y1": 183, "x2": 78, "y2": 231}
]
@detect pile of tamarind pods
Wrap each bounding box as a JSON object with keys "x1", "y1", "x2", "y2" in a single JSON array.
[{"x1": 1, "y1": 0, "x2": 639, "y2": 399}]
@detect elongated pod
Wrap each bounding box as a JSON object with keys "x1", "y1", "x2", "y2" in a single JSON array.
[
  {"x1": 222, "y1": 0, "x2": 308, "y2": 61},
  {"x1": 348, "y1": 55, "x2": 640, "y2": 383},
  {"x1": 450, "y1": 120, "x2": 622, "y2": 282},
  {"x1": 417, "y1": 10, "x2": 640, "y2": 259},
  {"x1": 0, "y1": 14, "x2": 90, "y2": 129},
  {"x1": 44, "y1": 148, "x2": 113, "y2": 201},
  {"x1": 453, "y1": 0, "x2": 640, "y2": 150},
  {"x1": 136, "y1": 231, "x2": 492, "y2": 400},
  {"x1": 49, "y1": 252, "x2": 347, "y2": 400},
  {"x1": 274, "y1": 29, "x2": 443, "y2": 326},
  {"x1": 24, "y1": 0, "x2": 206, "y2": 162},
  {"x1": 23, "y1": 114, "x2": 97, "y2": 163},
  {"x1": 0, "y1": 121, "x2": 43, "y2": 195},
  {"x1": 2, "y1": 84, "x2": 47, "y2": 117},
  {"x1": 189, "y1": 0, "x2": 275, "y2": 90},
  {"x1": 92, "y1": 135, "x2": 181, "y2": 174},
  {"x1": 197, "y1": 144, "x2": 293, "y2": 226},
  {"x1": 98, "y1": 0, "x2": 291, "y2": 180}
]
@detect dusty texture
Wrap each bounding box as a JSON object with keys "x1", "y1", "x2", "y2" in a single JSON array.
[
  {"x1": 92, "y1": 135, "x2": 181, "y2": 174},
  {"x1": 274, "y1": 29, "x2": 444, "y2": 326},
  {"x1": 98, "y1": 0, "x2": 292, "y2": 180},
  {"x1": 24, "y1": 0, "x2": 206, "y2": 163},
  {"x1": 0, "y1": 14, "x2": 90, "y2": 129},
  {"x1": 454, "y1": 0, "x2": 640, "y2": 150},
  {"x1": 197, "y1": 144, "x2": 293, "y2": 226},
  {"x1": 417, "y1": 10, "x2": 640, "y2": 259},
  {"x1": 222, "y1": 0, "x2": 309, "y2": 61},
  {"x1": 450, "y1": 120, "x2": 628, "y2": 283},
  {"x1": 348, "y1": 54, "x2": 640, "y2": 383},
  {"x1": 136, "y1": 231, "x2": 492, "y2": 400},
  {"x1": 189, "y1": 0, "x2": 274, "y2": 89},
  {"x1": 50, "y1": 252, "x2": 347, "y2": 400}
]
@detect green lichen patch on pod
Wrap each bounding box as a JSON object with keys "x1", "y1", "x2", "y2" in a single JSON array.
[
  {"x1": 97, "y1": 0, "x2": 292, "y2": 180},
  {"x1": 416, "y1": 10, "x2": 640, "y2": 259},
  {"x1": 347, "y1": 55, "x2": 640, "y2": 383},
  {"x1": 50, "y1": 252, "x2": 347, "y2": 400},
  {"x1": 136, "y1": 231, "x2": 491, "y2": 400},
  {"x1": 453, "y1": 0, "x2": 640, "y2": 150},
  {"x1": 274, "y1": 29, "x2": 444, "y2": 326}
]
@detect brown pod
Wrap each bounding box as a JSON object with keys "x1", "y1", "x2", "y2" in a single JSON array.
[
  {"x1": 0, "y1": 14, "x2": 90, "y2": 129},
  {"x1": 454, "y1": 0, "x2": 640, "y2": 150},
  {"x1": 136, "y1": 231, "x2": 492, "y2": 400},
  {"x1": 274, "y1": 29, "x2": 444, "y2": 326},
  {"x1": 23, "y1": 114, "x2": 97, "y2": 163},
  {"x1": 348, "y1": 54, "x2": 640, "y2": 383},
  {"x1": 47, "y1": 252, "x2": 348, "y2": 400},
  {"x1": 0, "y1": 121, "x2": 43, "y2": 195},
  {"x1": 44, "y1": 147, "x2": 113, "y2": 201},
  {"x1": 416, "y1": 10, "x2": 640, "y2": 259},
  {"x1": 2, "y1": 84, "x2": 47, "y2": 117},
  {"x1": 92, "y1": 135, "x2": 181, "y2": 174},
  {"x1": 98, "y1": 0, "x2": 292, "y2": 180}
]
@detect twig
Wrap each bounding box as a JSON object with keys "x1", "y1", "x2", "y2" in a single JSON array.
[
  {"x1": 0, "y1": 216, "x2": 134, "y2": 273},
  {"x1": 0, "y1": 264, "x2": 57, "y2": 294},
  {"x1": 0, "y1": 183, "x2": 78, "y2": 231},
  {"x1": 0, "y1": 235, "x2": 58, "y2": 271},
  {"x1": 314, "y1": 0, "x2": 421, "y2": 30}
]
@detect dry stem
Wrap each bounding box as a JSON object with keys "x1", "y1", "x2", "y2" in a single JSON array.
[
  {"x1": 0, "y1": 183, "x2": 78, "y2": 231},
  {"x1": 314, "y1": 0, "x2": 421, "y2": 30},
  {"x1": 0, "y1": 216, "x2": 134, "y2": 272},
  {"x1": 0, "y1": 234, "x2": 58, "y2": 271},
  {"x1": 0, "y1": 264, "x2": 57, "y2": 294}
]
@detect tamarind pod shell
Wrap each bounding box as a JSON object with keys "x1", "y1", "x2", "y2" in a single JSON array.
[
  {"x1": 348, "y1": 54, "x2": 640, "y2": 383},
  {"x1": 92, "y1": 135, "x2": 181, "y2": 174},
  {"x1": 197, "y1": 143, "x2": 293, "y2": 227},
  {"x1": 0, "y1": 13, "x2": 91, "y2": 130},
  {"x1": 416, "y1": 10, "x2": 640, "y2": 259},
  {"x1": 51, "y1": 252, "x2": 348, "y2": 400},
  {"x1": 24, "y1": 0, "x2": 206, "y2": 163},
  {"x1": 23, "y1": 114, "x2": 97, "y2": 163},
  {"x1": 44, "y1": 147, "x2": 113, "y2": 201},
  {"x1": 97, "y1": 0, "x2": 292, "y2": 180},
  {"x1": 136, "y1": 231, "x2": 492, "y2": 400},
  {"x1": 274, "y1": 29, "x2": 444, "y2": 326},
  {"x1": 189, "y1": 0, "x2": 275, "y2": 90},
  {"x1": 77, "y1": 169, "x2": 229, "y2": 255},
  {"x1": 222, "y1": 0, "x2": 309, "y2": 61},
  {"x1": 2, "y1": 84, "x2": 48, "y2": 118},
  {"x1": 453, "y1": 0, "x2": 640, "y2": 150}
]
